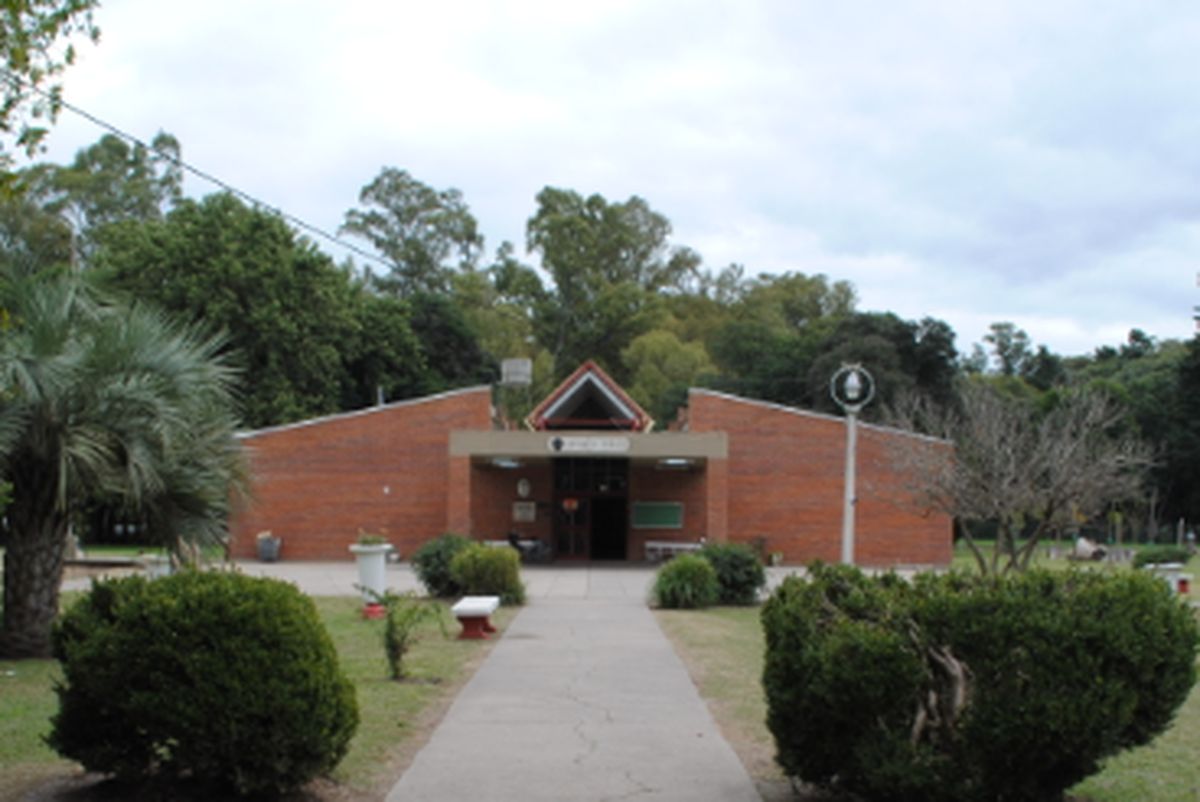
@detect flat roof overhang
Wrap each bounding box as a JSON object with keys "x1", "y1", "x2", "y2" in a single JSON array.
[{"x1": 450, "y1": 430, "x2": 727, "y2": 462}]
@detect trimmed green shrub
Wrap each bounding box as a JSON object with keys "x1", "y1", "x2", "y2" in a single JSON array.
[
  {"x1": 653, "y1": 553, "x2": 720, "y2": 609},
  {"x1": 49, "y1": 571, "x2": 358, "y2": 797},
  {"x1": 449, "y1": 542, "x2": 526, "y2": 605},
  {"x1": 700, "y1": 542, "x2": 766, "y2": 605},
  {"x1": 762, "y1": 563, "x2": 1199, "y2": 802},
  {"x1": 1133, "y1": 544, "x2": 1192, "y2": 568},
  {"x1": 412, "y1": 532, "x2": 473, "y2": 597}
]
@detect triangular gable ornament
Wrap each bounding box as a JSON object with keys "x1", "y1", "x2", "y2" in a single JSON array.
[{"x1": 524, "y1": 360, "x2": 654, "y2": 432}]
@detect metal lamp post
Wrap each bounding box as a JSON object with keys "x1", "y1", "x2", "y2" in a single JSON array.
[{"x1": 830, "y1": 364, "x2": 875, "y2": 565}]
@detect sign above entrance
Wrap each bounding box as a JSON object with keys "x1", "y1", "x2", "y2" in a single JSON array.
[{"x1": 547, "y1": 435, "x2": 631, "y2": 455}]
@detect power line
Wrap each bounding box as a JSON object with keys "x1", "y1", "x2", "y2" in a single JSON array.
[{"x1": 1, "y1": 69, "x2": 393, "y2": 272}]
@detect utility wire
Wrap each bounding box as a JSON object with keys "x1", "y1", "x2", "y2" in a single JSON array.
[{"x1": 1, "y1": 69, "x2": 393, "y2": 272}]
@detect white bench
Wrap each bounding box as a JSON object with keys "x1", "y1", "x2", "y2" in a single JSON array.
[
  {"x1": 484, "y1": 539, "x2": 539, "y2": 551},
  {"x1": 451, "y1": 595, "x2": 500, "y2": 639},
  {"x1": 644, "y1": 540, "x2": 703, "y2": 563}
]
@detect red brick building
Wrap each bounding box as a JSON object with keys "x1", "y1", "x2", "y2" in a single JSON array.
[{"x1": 230, "y1": 361, "x2": 951, "y2": 566}]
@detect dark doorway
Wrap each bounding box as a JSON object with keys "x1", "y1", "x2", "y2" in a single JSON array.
[
  {"x1": 553, "y1": 458, "x2": 629, "y2": 560},
  {"x1": 590, "y1": 497, "x2": 628, "y2": 560}
]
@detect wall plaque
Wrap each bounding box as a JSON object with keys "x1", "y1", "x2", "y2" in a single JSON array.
[{"x1": 547, "y1": 436, "x2": 631, "y2": 454}]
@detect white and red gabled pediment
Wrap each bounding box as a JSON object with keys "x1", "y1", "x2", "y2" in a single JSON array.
[{"x1": 524, "y1": 360, "x2": 654, "y2": 432}]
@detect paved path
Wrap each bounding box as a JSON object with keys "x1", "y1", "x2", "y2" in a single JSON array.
[
  {"x1": 62, "y1": 559, "x2": 811, "y2": 598},
  {"x1": 385, "y1": 585, "x2": 761, "y2": 801}
]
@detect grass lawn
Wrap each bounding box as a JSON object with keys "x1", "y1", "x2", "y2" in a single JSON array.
[
  {"x1": 0, "y1": 594, "x2": 512, "y2": 802},
  {"x1": 70, "y1": 544, "x2": 228, "y2": 561},
  {"x1": 657, "y1": 602, "x2": 1200, "y2": 802},
  {"x1": 951, "y1": 540, "x2": 1200, "y2": 600}
]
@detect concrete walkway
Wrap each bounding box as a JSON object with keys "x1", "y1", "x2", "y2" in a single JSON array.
[{"x1": 385, "y1": 569, "x2": 761, "y2": 802}]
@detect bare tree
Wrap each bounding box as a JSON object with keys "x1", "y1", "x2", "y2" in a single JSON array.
[{"x1": 887, "y1": 382, "x2": 1152, "y2": 575}]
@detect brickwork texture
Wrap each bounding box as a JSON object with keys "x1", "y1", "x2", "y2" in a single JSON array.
[{"x1": 230, "y1": 386, "x2": 951, "y2": 567}]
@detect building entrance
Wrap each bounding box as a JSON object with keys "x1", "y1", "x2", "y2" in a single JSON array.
[{"x1": 553, "y1": 458, "x2": 629, "y2": 560}]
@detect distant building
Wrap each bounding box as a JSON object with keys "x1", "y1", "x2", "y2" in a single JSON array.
[{"x1": 230, "y1": 361, "x2": 951, "y2": 566}]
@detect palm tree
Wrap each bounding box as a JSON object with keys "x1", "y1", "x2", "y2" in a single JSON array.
[{"x1": 0, "y1": 267, "x2": 245, "y2": 658}]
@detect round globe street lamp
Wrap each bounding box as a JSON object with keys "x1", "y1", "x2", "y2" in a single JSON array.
[{"x1": 830, "y1": 364, "x2": 876, "y2": 565}]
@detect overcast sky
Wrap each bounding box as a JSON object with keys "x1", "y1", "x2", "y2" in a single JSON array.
[{"x1": 35, "y1": 0, "x2": 1200, "y2": 357}]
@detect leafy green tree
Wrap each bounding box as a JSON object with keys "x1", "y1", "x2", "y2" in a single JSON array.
[
  {"x1": 707, "y1": 317, "x2": 813, "y2": 403},
  {"x1": 406, "y1": 291, "x2": 496, "y2": 391},
  {"x1": 967, "y1": 322, "x2": 1066, "y2": 401},
  {"x1": 525, "y1": 187, "x2": 697, "y2": 380},
  {"x1": 0, "y1": 267, "x2": 244, "y2": 657},
  {"x1": 806, "y1": 313, "x2": 959, "y2": 417},
  {"x1": 21, "y1": 132, "x2": 182, "y2": 261},
  {"x1": 0, "y1": 189, "x2": 72, "y2": 273},
  {"x1": 738, "y1": 271, "x2": 856, "y2": 331},
  {"x1": 450, "y1": 248, "x2": 540, "y2": 364},
  {"x1": 982, "y1": 321, "x2": 1031, "y2": 377},
  {"x1": 706, "y1": 272, "x2": 855, "y2": 406},
  {"x1": 661, "y1": 292, "x2": 733, "y2": 350},
  {"x1": 341, "y1": 167, "x2": 483, "y2": 296},
  {"x1": 448, "y1": 246, "x2": 556, "y2": 421},
  {"x1": 678, "y1": 262, "x2": 748, "y2": 305},
  {"x1": 0, "y1": 0, "x2": 100, "y2": 162},
  {"x1": 93, "y1": 193, "x2": 363, "y2": 427},
  {"x1": 621, "y1": 330, "x2": 714, "y2": 424},
  {"x1": 340, "y1": 289, "x2": 427, "y2": 409},
  {"x1": 490, "y1": 240, "x2": 549, "y2": 310},
  {"x1": 1061, "y1": 330, "x2": 1188, "y2": 534},
  {"x1": 1122, "y1": 328, "x2": 1156, "y2": 359},
  {"x1": 1162, "y1": 337, "x2": 1200, "y2": 525},
  {"x1": 1020, "y1": 344, "x2": 1065, "y2": 391}
]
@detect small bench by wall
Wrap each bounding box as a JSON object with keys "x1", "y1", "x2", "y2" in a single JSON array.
[{"x1": 644, "y1": 540, "x2": 703, "y2": 563}]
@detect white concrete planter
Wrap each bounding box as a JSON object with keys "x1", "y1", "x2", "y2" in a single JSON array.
[
  {"x1": 349, "y1": 543, "x2": 393, "y2": 603},
  {"x1": 1146, "y1": 562, "x2": 1192, "y2": 594}
]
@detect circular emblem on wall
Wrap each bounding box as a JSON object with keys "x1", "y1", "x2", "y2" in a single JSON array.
[{"x1": 517, "y1": 478, "x2": 531, "y2": 498}]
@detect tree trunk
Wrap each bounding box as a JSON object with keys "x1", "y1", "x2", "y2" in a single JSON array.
[
  {"x1": 1, "y1": 485, "x2": 68, "y2": 659},
  {"x1": 957, "y1": 520, "x2": 988, "y2": 576},
  {"x1": 1147, "y1": 487, "x2": 1158, "y2": 543}
]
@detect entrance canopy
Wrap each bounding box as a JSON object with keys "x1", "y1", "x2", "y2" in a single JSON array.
[{"x1": 450, "y1": 430, "x2": 727, "y2": 464}]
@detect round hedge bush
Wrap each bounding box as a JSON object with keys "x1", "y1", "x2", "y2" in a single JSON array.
[
  {"x1": 762, "y1": 563, "x2": 1199, "y2": 802},
  {"x1": 700, "y1": 542, "x2": 766, "y2": 605},
  {"x1": 653, "y1": 553, "x2": 720, "y2": 609},
  {"x1": 411, "y1": 532, "x2": 473, "y2": 597},
  {"x1": 1133, "y1": 544, "x2": 1192, "y2": 568},
  {"x1": 449, "y1": 542, "x2": 526, "y2": 605},
  {"x1": 49, "y1": 571, "x2": 359, "y2": 797}
]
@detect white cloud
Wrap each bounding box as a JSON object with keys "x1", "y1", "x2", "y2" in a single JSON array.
[{"x1": 29, "y1": 0, "x2": 1200, "y2": 358}]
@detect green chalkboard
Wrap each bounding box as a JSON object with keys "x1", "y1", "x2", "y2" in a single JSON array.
[{"x1": 632, "y1": 502, "x2": 683, "y2": 529}]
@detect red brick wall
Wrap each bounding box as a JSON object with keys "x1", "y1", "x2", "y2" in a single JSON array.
[
  {"x1": 230, "y1": 387, "x2": 492, "y2": 560},
  {"x1": 229, "y1": 383, "x2": 950, "y2": 567},
  {"x1": 469, "y1": 463, "x2": 554, "y2": 546},
  {"x1": 626, "y1": 465, "x2": 709, "y2": 560},
  {"x1": 704, "y1": 458, "x2": 729, "y2": 543},
  {"x1": 688, "y1": 390, "x2": 951, "y2": 567}
]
